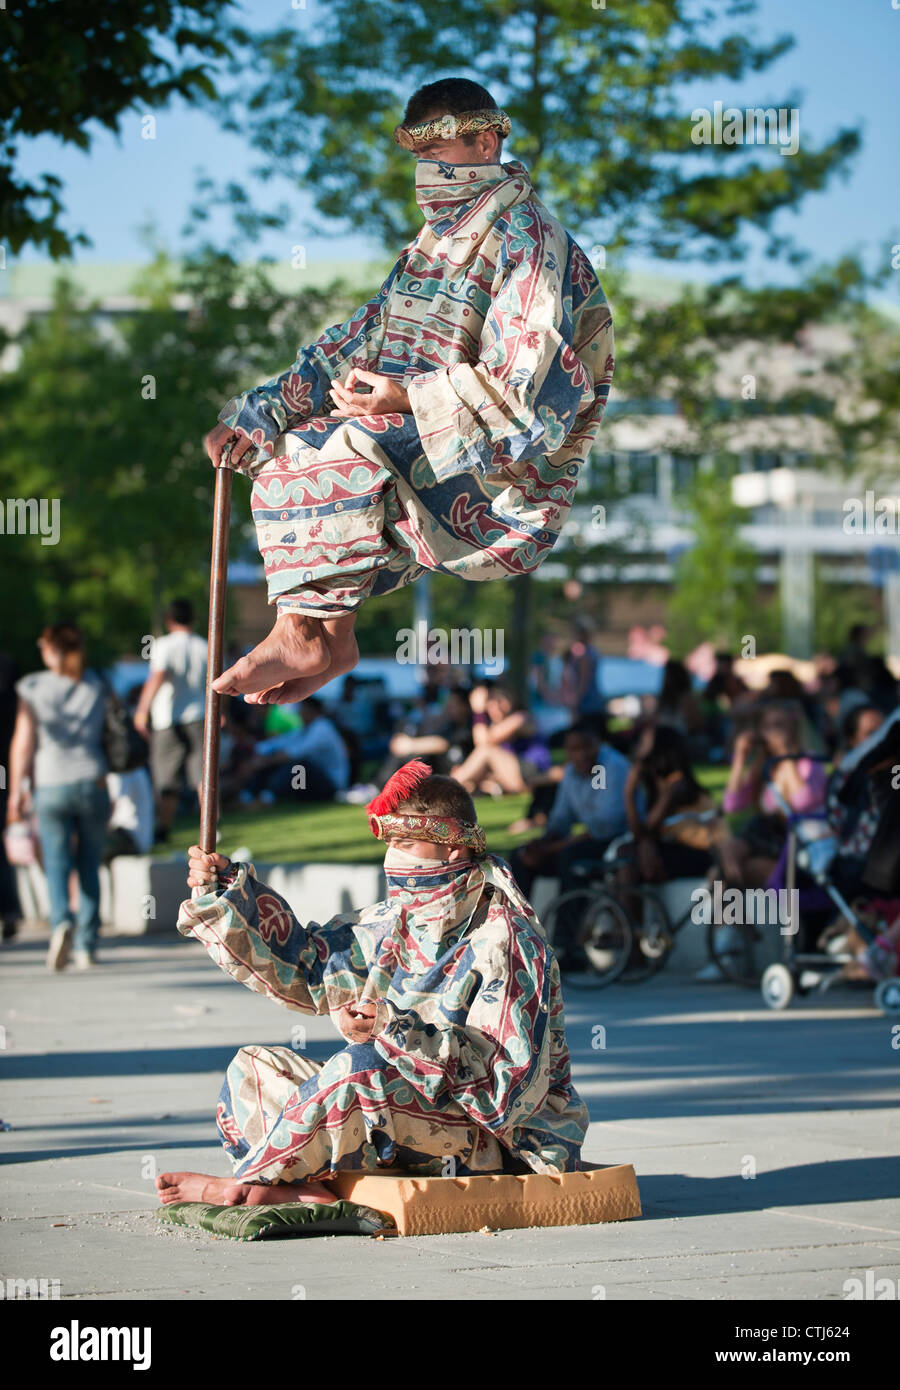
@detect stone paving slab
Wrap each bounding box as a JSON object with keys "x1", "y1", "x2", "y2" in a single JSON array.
[{"x1": 1, "y1": 928, "x2": 898, "y2": 1301}]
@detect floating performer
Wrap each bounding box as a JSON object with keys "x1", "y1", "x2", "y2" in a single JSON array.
[{"x1": 206, "y1": 77, "x2": 614, "y2": 705}]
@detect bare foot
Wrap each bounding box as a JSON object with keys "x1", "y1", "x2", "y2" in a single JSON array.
[
  {"x1": 244, "y1": 613, "x2": 359, "y2": 706},
  {"x1": 213, "y1": 613, "x2": 329, "y2": 696},
  {"x1": 155, "y1": 1171, "x2": 337, "y2": 1207}
]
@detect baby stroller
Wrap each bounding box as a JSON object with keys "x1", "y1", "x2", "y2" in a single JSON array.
[{"x1": 760, "y1": 710, "x2": 900, "y2": 1014}]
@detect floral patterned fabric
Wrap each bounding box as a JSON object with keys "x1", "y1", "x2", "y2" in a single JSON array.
[
  {"x1": 218, "y1": 157, "x2": 614, "y2": 616},
  {"x1": 176, "y1": 853, "x2": 589, "y2": 1183}
]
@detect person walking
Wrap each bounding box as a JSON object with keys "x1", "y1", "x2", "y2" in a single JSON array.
[
  {"x1": 6, "y1": 622, "x2": 110, "y2": 970},
  {"x1": 133, "y1": 598, "x2": 208, "y2": 843}
]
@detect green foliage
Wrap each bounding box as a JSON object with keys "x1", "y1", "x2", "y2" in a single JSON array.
[
  {"x1": 0, "y1": 250, "x2": 353, "y2": 670},
  {"x1": 666, "y1": 465, "x2": 778, "y2": 654},
  {"x1": 228, "y1": 0, "x2": 858, "y2": 263},
  {"x1": 162, "y1": 791, "x2": 536, "y2": 864},
  {"x1": 1, "y1": 0, "x2": 231, "y2": 256},
  {"x1": 811, "y1": 569, "x2": 879, "y2": 656}
]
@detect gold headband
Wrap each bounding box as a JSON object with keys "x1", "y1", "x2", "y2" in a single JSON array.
[
  {"x1": 369, "y1": 811, "x2": 486, "y2": 855},
  {"x1": 393, "y1": 108, "x2": 511, "y2": 151}
]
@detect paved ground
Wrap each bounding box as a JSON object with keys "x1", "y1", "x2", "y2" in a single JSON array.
[{"x1": 2, "y1": 924, "x2": 899, "y2": 1301}]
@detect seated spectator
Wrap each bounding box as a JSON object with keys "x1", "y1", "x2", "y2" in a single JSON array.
[
  {"x1": 699, "y1": 652, "x2": 750, "y2": 761},
  {"x1": 620, "y1": 725, "x2": 716, "y2": 886},
  {"x1": 819, "y1": 662, "x2": 872, "y2": 756},
  {"x1": 506, "y1": 761, "x2": 566, "y2": 836},
  {"x1": 220, "y1": 710, "x2": 262, "y2": 804},
  {"x1": 758, "y1": 667, "x2": 825, "y2": 747},
  {"x1": 451, "y1": 684, "x2": 551, "y2": 796},
  {"x1": 654, "y1": 658, "x2": 703, "y2": 741},
  {"x1": 331, "y1": 675, "x2": 377, "y2": 741},
  {"x1": 237, "y1": 698, "x2": 350, "y2": 806},
  {"x1": 836, "y1": 702, "x2": 884, "y2": 764},
  {"x1": 105, "y1": 766, "x2": 155, "y2": 861},
  {"x1": 716, "y1": 700, "x2": 826, "y2": 888},
  {"x1": 839, "y1": 622, "x2": 898, "y2": 711},
  {"x1": 508, "y1": 722, "x2": 632, "y2": 970},
  {"x1": 379, "y1": 688, "x2": 474, "y2": 782}
]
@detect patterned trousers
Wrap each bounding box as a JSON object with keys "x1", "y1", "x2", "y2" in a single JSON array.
[
  {"x1": 216, "y1": 1042, "x2": 507, "y2": 1184},
  {"x1": 250, "y1": 414, "x2": 560, "y2": 619}
]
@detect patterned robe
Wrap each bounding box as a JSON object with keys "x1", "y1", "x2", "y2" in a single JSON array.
[
  {"x1": 176, "y1": 854, "x2": 589, "y2": 1183},
  {"x1": 218, "y1": 157, "x2": 614, "y2": 617}
]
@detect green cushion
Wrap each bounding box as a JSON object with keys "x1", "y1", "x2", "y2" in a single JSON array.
[{"x1": 156, "y1": 1199, "x2": 395, "y2": 1241}]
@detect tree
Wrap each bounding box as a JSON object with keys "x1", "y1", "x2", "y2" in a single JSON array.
[
  {"x1": 2, "y1": 0, "x2": 231, "y2": 257},
  {"x1": 226, "y1": 0, "x2": 857, "y2": 264},
  {"x1": 0, "y1": 246, "x2": 349, "y2": 670},
  {"x1": 666, "y1": 466, "x2": 776, "y2": 655}
]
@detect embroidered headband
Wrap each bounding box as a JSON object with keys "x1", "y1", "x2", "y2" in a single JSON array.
[
  {"x1": 366, "y1": 760, "x2": 487, "y2": 854},
  {"x1": 393, "y1": 108, "x2": 512, "y2": 151},
  {"x1": 368, "y1": 810, "x2": 487, "y2": 854}
]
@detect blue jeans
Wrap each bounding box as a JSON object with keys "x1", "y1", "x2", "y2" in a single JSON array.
[{"x1": 33, "y1": 778, "x2": 110, "y2": 952}]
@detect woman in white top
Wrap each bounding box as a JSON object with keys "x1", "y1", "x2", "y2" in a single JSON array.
[{"x1": 6, "y1": 622, "x2": 110, "y2": 970}]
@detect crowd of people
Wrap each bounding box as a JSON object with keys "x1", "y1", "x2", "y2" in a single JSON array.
[{"x1": 3, "y1": 607, "x2": 899, "y2": 983}]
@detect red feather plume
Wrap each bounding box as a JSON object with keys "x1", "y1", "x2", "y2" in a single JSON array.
[{"x1": 367, "y1": 759, "x2": 432, "y2": 816}]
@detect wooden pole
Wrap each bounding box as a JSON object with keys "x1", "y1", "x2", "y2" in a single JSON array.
[{"x1": 199, "y1": 464, "x2": 233, "y2": 855}]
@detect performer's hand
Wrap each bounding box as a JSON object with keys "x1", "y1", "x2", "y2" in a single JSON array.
[
  {"x1": 205, "y1": 421, "x2": 254, "y2": 470},
  {"x1": 329, "y1": 369, "x2": 410, "y2": 417},
  {"x1": 337, "y1": 1001, "x2": 377, "y2": 1044},
  {"x1": 186, "y1": 844, "x2": 231, "y2": 890}
]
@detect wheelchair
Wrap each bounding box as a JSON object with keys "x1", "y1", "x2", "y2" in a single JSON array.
[{"x1": 540, "y1": 811, "x2": 720, "y2": 988}]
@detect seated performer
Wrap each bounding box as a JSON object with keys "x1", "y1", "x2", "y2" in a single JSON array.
[
  {"x1": 156, "y1": 760, "x2": 589, "y2": 1208},
  {"x1": 207, "y1": 76, "x2": 614, "y2": 705}
]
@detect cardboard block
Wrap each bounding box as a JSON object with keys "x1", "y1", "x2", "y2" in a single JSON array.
[{"x1": 329, "y1": 1162, "x2": 641, "y2": 1237}]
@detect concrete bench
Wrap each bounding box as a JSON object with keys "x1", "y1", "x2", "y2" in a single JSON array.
[
  {"x1": 16, "y1": 859, "x2": 783, "y2": 977},
  {"x1": 16, "y1": 855, "x2": 387, "y2": 937}
]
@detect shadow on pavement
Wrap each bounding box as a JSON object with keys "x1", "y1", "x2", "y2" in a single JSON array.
[
  {"x1": 637, "y1": 1156, "x2": 900, "y2": 1216},
  {"x1": 0, "y1": 1043, "x2": 334, "y2": 1081}
]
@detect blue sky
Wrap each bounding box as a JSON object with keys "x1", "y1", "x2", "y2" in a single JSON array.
[{"x1": 11, "y1": 0, "x2": 900, "y2": 300}]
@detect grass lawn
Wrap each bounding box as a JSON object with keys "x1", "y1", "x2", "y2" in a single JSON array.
[{"x1": 159, "y1": 765, "x2": 731, "y2": 865}]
